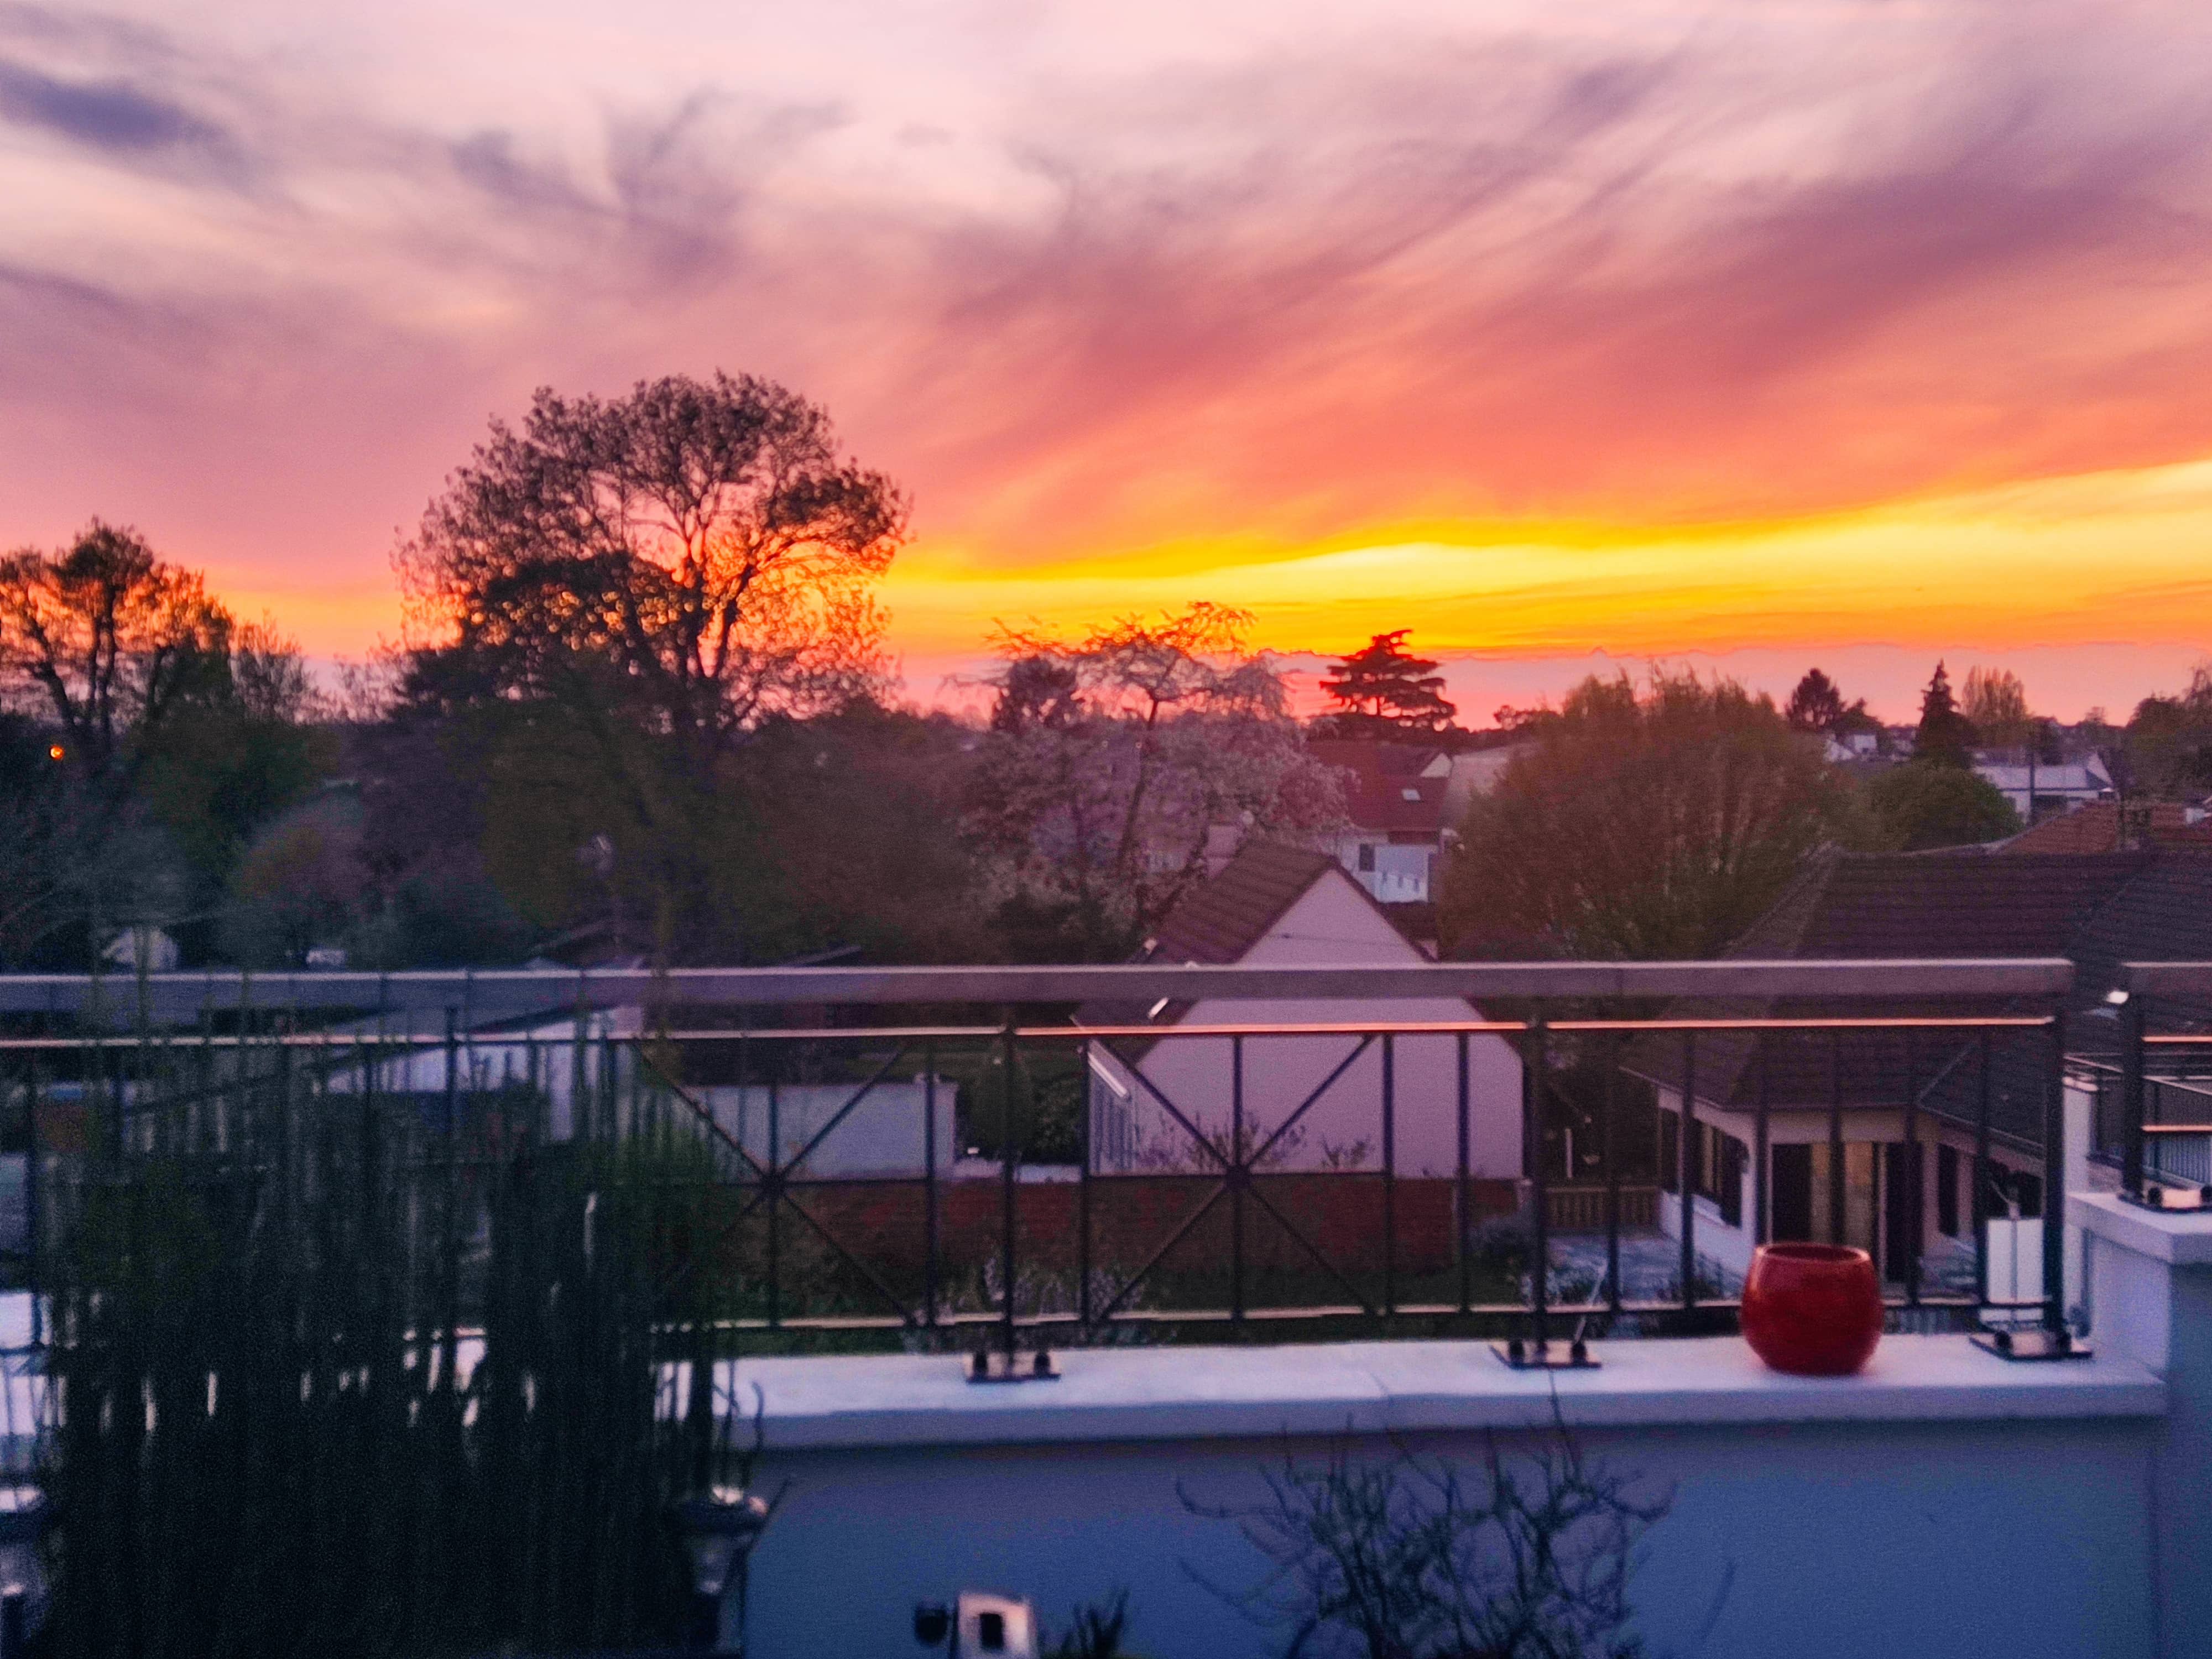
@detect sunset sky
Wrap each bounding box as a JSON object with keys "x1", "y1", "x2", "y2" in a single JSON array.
[{"x1": 6, "y1": 0, "x2": 2212, "y2": 718}]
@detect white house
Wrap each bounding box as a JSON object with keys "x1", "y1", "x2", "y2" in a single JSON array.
[
  {"x1": 1307, "y1": 740, "x2": 1453, "y2": 905},
  {"x1": 1975, "y1": 753, "x2": 2112, "y2": 821},
  {"x1": 1079, "y1": 842, "x2": 1523, "y2": 1179}
]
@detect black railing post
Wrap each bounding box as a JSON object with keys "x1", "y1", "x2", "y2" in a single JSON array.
[
  {"x1": 1230, "y1": 1034, "x2": 1246, "y2": 1327},
  {"x1": 1604, "y1": 1032, "x2": 1621, "y2": 1314},
  {"x1": 1527, "y1": 1018, "x2": 1549, "y2": 1350},
  {"x1": 924, "y1": 1040, "x2": 940, "y2": 1332},
  {"x1": 2043, "y1": 1010, "x2": 2068, "y2": 1340},
  {"x1": 766, "y1": 1054, "x2": 782, "y2": 1332},
  {"x1": 1077, "y1": 1038, "x2": 1092, "y2": 1333},
  {"x1": 1382, "y1": 1032, "x2": 1397, "y2": 1318},
  {"x1": 1974, "y1": 1029, "x2": 1994, "y2": 1308},
  {"x1": 1902, "y1": 1028, "x2": 1922, "y2": 1308},
  {"x1": 1828, "y1": 1030, "x2": 1846, "y2": 1248},
  {"x1": 999, "y1": 1011, "x2": 1020, "y2": 1370},
  {"x1": 23, "y1": 1050, "x2": 38, "y2": 1348},
  {"x1": 2121, "y1": 991, "x2": 2147, "y2": 1202},
  {"x1": 1455, "y1": 1031, "x2": 1472, "y2": 1315},
  {"x1": 1678, "y1": 1030, "x2": 1696, "y2": 1311},
  {"x1": 441, "y1": 1006, "x2": 461, "y2": 1398},
  {"x1": 1753, "y1": 1032, "x2": 1771, "y2": 1248}
]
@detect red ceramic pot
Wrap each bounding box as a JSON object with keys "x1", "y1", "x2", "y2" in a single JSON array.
[{"x1": 1740, "y1": 1243, "x2": 1884, "y2": 1376}]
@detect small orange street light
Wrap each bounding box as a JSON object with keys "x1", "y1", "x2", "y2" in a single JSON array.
[{"x1": 46, "y1": 745, "x2": 64, "y2": 762}]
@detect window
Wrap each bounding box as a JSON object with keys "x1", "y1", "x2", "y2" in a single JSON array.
[
  {"x1": 1357, "y1": 844, "x2": 1376, "y2": 872},
  {"x1": 1657, "y1": 1109, "x2": 1679, "y2": 1193},
  {"x1": 1937, "y1": 1144, "x2": 1960, "y2": 1237}
]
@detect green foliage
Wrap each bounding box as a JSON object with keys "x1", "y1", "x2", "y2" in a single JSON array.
[
  {"x1": 2126, "y1": 667, "x2": 2212, "y2": 798},
  {"x1": 39, "y1": 1061, "x2": 746, "y2": 1658},
  {"x1": 1439, "y1": 669, "x2": 1855, "y2": 959},
  {"x1": 1867, "y1": 761, "x2": 2020, "y2": 851}
]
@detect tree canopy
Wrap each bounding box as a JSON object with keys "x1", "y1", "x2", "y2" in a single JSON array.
[
  {"x1": 1317, "y1": 631, "x2": 1457, "y2": 735},
  {"x1": 0, "y1": 524, "x2": 332, "y2": 967},
  {"x1": 0, "y1": 521, "x2": 230, "y2": 789},
  {"x1": 967, "y1": 604, "x2": 1344, "y2": 960},
  {"x1": 395, "y1": 372, "x2": 906, "y2": 765},
  {"x1": 1783, "y1": 667, "x2": 1873, "y2": 739},
  {"x1": 1962, "y1": 666, "x2": 2033, "y2": 750},
  {"x1": 1867, "y1": 762, "x2": 2020, "y2": 851},
  {"x1": 1438, "y1": 670, "x2": 1855, "y2": 959},
  {"x1": 392, "y1": 372, "x2": 909, "y2": 961},
  {"x1": 2126, "y1": 669, "x2": 2212, "y2": 799}
]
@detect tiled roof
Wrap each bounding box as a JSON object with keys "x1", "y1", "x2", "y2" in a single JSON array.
[
  {"x1": 1998, "y1": 802, "x2": 2212, "y2": 854},
  {"x1": 1627, "y1": 851, "x2": 2212, "y2": 1147},
  {"x1": 1307, "y1": 740, "x2": 1447, "y2": 836},
  {"x1": 1147, "y1": 841, "x2": 1340, "y2": 966},
  {"x1": 1074, "y1": 839, "x2": 1457, "y2": 1048}
]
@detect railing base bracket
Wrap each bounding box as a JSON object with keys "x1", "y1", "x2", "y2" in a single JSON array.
[
  {"x1": 2119, "y1": 1185, "x2": 2212, "y2": 1213},
  {"x1": 1491, "y1": 1338, "x2": 1599, "y2": 1371},
  {"x1": 967, "y1": 1349, "x2": 1060, "y2": 1384},
  {"x1": 1971, "y1": 1329, "x2": 2093, "y2": 1363}
]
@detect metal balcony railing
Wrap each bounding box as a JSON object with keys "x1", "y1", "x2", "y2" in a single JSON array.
[{"x1": 0, "y1": 958, "x2": 2077, "y2": 1374}]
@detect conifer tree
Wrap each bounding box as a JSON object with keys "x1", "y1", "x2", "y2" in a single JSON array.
[
  {"x1": 1318, "y1": 631, "x2": 1457, "y2": 734},
  {"x1": 1913, "y1": 661, "x2": 1977, "y2": 768}
]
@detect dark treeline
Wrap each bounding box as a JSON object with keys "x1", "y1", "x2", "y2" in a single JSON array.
[
  {"x1": 1, "y1": 374, "x2": 1336, "y2": 973},
  {"x1": 8, "y1": 371, "x2": 2208, "y2": 977}
]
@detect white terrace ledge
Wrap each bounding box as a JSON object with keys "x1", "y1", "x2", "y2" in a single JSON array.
[
  {"x1": 739, "y1": 1332, "x2": 2162, "y2": 1452},
  {"x1": 2072, "y1": 1188, "x2": 2212, "y2": 1265}
]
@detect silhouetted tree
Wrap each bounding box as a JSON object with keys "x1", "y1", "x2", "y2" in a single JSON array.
[
  {"x1": 393, "y1": 372, "x2": 908, "y2": 958},
  {"x1": 0, "y1": 521, "x2": 229, "y2": 792},
  {"x1": 1318, "y1": 631, "x2": 1457, "y2": 734},
  {"x1": 1911, "y1": 661, "x2": 1976, "y2": 767},
  {"x1": 1783, "y1": 668, "x2": 1846, "y2": 734},
  {"x1": 0, "y1": 525, "x2": 332, "y2": 965}
]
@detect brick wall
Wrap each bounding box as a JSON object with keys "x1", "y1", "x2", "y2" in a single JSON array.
[{"x1": 791, "y1": 1172, "x2": 1519, "y2": 1279}]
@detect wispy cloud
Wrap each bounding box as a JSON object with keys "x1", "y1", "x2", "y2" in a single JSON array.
[{"x1": 2, "y1": 1, "x2": 2210, "y2": 671}]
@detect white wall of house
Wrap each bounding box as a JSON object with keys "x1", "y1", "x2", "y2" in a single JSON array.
[
  {"x1": 1975, "y1": 757, "x2": 2111, "y2": 818},
  {"x1": 1088, "y1": 873, "x2": 1521, "y2": 1178},
  {"x1": 1652, "y1": 1083, "x2": 2093, "y2": 1310},
  {"x1": 1332, "y1": 834, "x2": 1436, "y2": 904},
  {"x1": 696, "y1": 1079, "x2": 956, "y2": 1178}
]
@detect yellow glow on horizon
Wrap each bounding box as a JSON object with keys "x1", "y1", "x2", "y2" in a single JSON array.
[
  {"x1": 232, "y1": 457, "x2": 2212, "y2": 673},
  {"x1": 879, "y1": 457, "x2": 2212, "y2": 661}
]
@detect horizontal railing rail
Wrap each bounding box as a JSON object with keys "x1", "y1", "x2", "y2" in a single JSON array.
[{"x1": 0, "y1": 957, "x2": 2074, "y2": 1020}]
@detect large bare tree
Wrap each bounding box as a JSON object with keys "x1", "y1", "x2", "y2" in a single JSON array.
[
  {"x1": 396, "y1": 373, "x2": 906, "y2": 773},
  {"x1": 393, "y1": 372, "x2": 909, "y2": 958}
]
